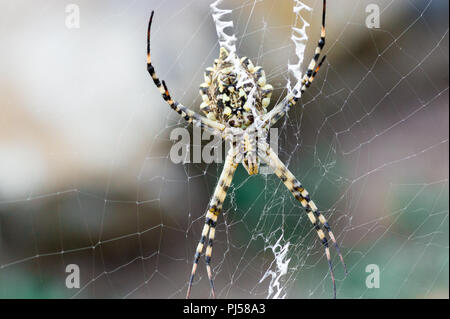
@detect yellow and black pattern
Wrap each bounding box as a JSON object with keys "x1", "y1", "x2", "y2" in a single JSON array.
[
  {"x1": 186, "y1": 150, "x2": 238, "y2": 299},
  {"x1": 265, "y1": 147, "x2": 346, "y2": 298},
  {"x1": 147, "y1": 11, "x2": 225, "y2": 133},
  {"x1": 198, "y1": 47, "x2": 273, "y2": 129}
]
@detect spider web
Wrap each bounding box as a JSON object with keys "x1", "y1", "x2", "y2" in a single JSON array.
[{"x1": 0, "y1": 0, "x2": 448, "y2": 299}]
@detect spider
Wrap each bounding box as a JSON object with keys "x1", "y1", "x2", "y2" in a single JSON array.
[{"x1": 146, "y1": 0, "x2": 346, "y2": 299}]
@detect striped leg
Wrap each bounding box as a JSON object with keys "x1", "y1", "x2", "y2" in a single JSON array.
[
  {"x1": 147, "y1": 11, "x2": 225, "y2": 133},
  {"x1": 263, "y1": 56, "x2": 326, "y2": 128},
  {"x1": 186, "y1": 150, "x2": 238, "y2": 299},
  {"x1": 263, "y1": 146, "x2": 347, "y2": 298},
  {"x1": 262, "y1": 0, "x2": 327, "y2": 128}
]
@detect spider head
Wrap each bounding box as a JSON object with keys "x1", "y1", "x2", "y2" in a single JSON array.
[
  {"x1": 225, "y1": 128, "x2": 261, "y2": 175},
  {"x1": 241, "y1": 130, "x2": 261, "y2": 175},
  {"x1": 199, "y1": 47, "x2": 274, "y2": 128}
]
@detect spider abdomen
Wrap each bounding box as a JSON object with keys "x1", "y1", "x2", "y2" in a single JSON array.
[{"x1": 199, "y1": 47, "x2": 273, "y2": 128}]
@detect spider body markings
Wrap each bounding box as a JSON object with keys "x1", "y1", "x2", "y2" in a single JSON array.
[
  {"x1": 199, "y1": 47, "x2": 273, "y2": 129},
  {"x1": 146, "y1": 0, "x2": 347, "y2": 299},
  {"x1": 200, "y1": 46, "x2": 273, "y2": 175}
]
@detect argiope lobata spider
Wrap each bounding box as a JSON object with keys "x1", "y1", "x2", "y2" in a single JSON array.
[{"x1": 146, "y1": 0, "x2": 347, "y2": 299}]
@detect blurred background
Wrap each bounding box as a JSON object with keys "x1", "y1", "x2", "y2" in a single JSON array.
[{"x1": 0, "y1": 0, "x2": 448, "y2": 298}]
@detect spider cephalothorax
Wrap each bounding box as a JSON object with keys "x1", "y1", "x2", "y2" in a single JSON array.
[
  {"x1": 146, "y1": 0, "x2": 347, "y2": 300},
  {"x1": 199, "y1": 47, "x2": 273, "y2": 128}
]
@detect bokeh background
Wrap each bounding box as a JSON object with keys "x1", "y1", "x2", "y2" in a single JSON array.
[{"x1": 0, "y1": 0, "x2": 448, "y2": 298}]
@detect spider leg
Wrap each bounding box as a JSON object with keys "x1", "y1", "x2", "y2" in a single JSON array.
[
  {"x1": 261, "y1": 145, "x2": 347, "y2": 298},
  {"x1": 264, "y1": 56, "x2": 326, "y2": 128},
  {"x1": 262, "y1": 0, "x2": 327, "y2": 128},
  {"x1": 186, "y1": 150, "x2": 238, "y2": 299},
  {"x1": 147, "y1": 11, "x2": 225, "y2": 133}
]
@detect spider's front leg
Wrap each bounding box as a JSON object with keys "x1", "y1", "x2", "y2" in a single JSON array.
[
  {"x1": 262, "y1": 0, "x2": 327, "y2": 128},
  {"x1": 263, "y1": 55, "x2": 326, "y2": 127},
  {"x1": 186, "y1": 149, "x2": 238, "y2": 299},
  {"x1": 260, "y1": 145, "x2": 347, "y2": 298},
  {"x1": 146, "y1": 11, "x2": 225, "y2": 134}
]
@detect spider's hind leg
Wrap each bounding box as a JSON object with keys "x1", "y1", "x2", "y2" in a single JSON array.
[
  {"x1": 304, "y1": 193, "x2": 347, "y2": 275},
  {"x1": 186, "y1": 151, "x2": 238, "y2": 299},
  {"x1": 261, "y1": 146, "x2": 347, "y2": 298}
]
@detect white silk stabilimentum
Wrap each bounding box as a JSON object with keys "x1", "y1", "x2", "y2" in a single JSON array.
[{"x1": 288, "y1": 0, "x2": 312, "y2": 95}]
